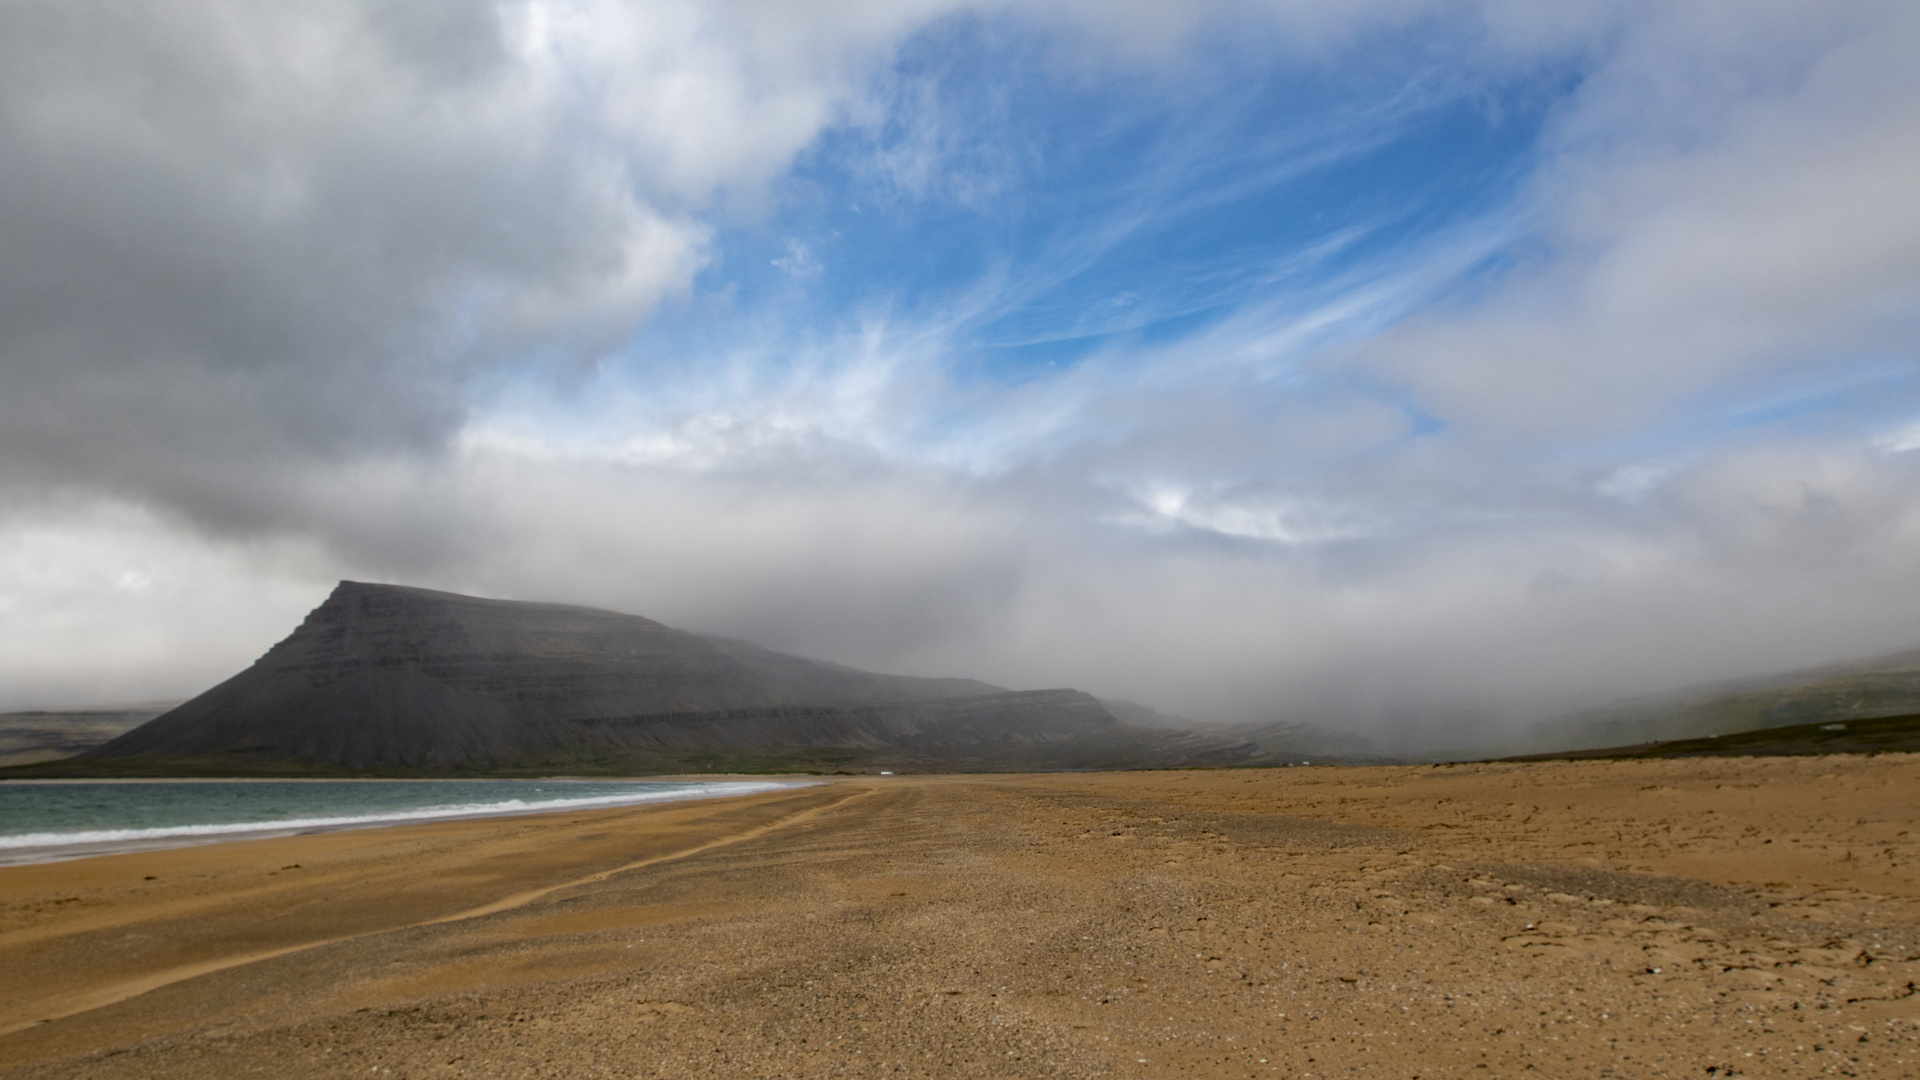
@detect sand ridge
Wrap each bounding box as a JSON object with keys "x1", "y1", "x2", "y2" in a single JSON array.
[{"x1": 1, "y1": 757, "x2": 1917, "y2": 1077}]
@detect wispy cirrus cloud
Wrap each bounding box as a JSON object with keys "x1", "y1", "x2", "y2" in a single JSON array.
[{"x1": 1, "y1": 1, "x2": 1917, "y2": 756}]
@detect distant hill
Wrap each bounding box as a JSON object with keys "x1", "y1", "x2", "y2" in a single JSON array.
[
  {"x1": 1224, "y1": 719, "x2": 1389, "y2": 764},
  {"x1": 1101, "y1": 700, "x2": 1389, "y2": 763},
  {"x1": 1523, "y1": 645, "x2": 1920, "y2": 754},
  {"x1": 0, "y1": 705, "x2": 176, "y2": 767},
  {"x1": 1504, "y1": 713, "x2": 1920, "y2": 761},
  {"x1": 1097, "y1": 698, "x2": 1193, "y2": 730},
  {"x1": 17, "y1": 582, "x2": 1262, "y2": 776}
]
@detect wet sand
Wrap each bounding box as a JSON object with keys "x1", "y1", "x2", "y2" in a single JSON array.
[{"x1": 2, "y1": 756, "x2": 1917, "y2": 1077}]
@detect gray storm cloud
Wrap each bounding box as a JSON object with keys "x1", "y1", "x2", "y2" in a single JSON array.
[
  {"x1": 0, "y1": 0, "x2": 699, "y2": 528},
  {"x1": 1, "y1": 1, "x2": 1918, "y2": 755}
]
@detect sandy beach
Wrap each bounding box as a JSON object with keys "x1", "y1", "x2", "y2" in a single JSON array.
[{"x1": 2, "y1": 757, "x2": 1917, "y2": 1078}]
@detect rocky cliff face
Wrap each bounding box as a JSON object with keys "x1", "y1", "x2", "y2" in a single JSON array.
[{"x1": 83, "y1": 582, "x2": 1178, "y2": 773}]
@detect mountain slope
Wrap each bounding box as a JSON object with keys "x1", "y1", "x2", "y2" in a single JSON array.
[
  {"x1": 68, "y1": 582, "x2": 1249, "y2": 774},
  {"x1": 1222, "y1": 719, "x2": 1389, "y2": 763},
  {"x1": 1506, "y1": 713, "x2": 1920, "y2": 761},
  {"x1": 1523, "y1": 645, "x2": 1920, "y2": 754}
]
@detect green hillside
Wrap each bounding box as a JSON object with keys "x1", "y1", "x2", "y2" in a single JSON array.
[
  {"x1": 1505, "y1": 712, "x2": 1920, "y2": 761},
  {"x1": 1524, "y1": 646, "x2": 1920, "y2": 753}
]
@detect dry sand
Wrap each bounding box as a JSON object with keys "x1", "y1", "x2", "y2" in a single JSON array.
[{"x1": 2, "y1": 756, "x2": 1917, "y2": 1078}]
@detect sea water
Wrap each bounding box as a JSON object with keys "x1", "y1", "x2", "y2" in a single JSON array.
[{"x1": 0, "y1": 779, "x2": 797, "y2": 865}]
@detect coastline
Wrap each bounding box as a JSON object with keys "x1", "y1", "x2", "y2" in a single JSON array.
[
  {"x1": 0, "y1": 780, "x2": 856, "y2": 1041},
  {"x1": 0, "y1": 777, "x2": 813, "y2": 867},
  {"x1": 3, "y1": 760, "x2": 1916, "y2": 1076}
]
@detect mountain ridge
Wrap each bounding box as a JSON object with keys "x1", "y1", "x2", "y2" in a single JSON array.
[{"x1": 55, "y1": 581, "x2": 1262, "y2": 775}]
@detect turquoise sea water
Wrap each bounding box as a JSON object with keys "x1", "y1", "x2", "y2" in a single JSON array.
[{"x1": 0, "y1": 779, "x2": 794, "y2": 864}]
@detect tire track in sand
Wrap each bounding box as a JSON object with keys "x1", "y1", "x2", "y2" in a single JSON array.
[{"x1": 2, "y1": 784, "x2": 873, "y2": 1036}]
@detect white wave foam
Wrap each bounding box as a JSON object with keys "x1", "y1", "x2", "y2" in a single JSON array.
[{"x1": 0, "y1": 781, "x2": 798, "y2": 851}]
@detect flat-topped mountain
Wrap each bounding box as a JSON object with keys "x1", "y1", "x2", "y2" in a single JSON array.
[{"x1": 66, "y1": 582, "x2": 1255, "y2": 775}]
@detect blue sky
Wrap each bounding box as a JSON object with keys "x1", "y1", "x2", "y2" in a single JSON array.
[
  {"x1": 1, "y1": 1, "x2": 1917, "y2": 750},
  {"x1": 612, "y1": 12, "x2": 1561, "y2": 447}
]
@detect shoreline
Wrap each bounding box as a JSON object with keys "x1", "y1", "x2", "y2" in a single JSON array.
[
  {"x1": 0, "y1": 771, "x2": 843, "y2": 783},
  {"x1": 0, "y1": 782, "x2": 865, "y2": 1038},
  {"x1": 0, "y1": 777, "x2": 814, "y2": 867}
]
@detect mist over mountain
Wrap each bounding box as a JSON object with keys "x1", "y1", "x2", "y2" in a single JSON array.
[
  {"x1": 1515, "y1": 646, "x2": 1920, "y2": 755},
  {"x1": 68, "y1": 582, "x2": 1264, "y2": 775},
  {"x1": 1, "y1": 3, "x2": 1916, "y2": 757},
  {"x1": 19, "y1": 580, "x2": 1920, "y2": 774},
  {"x1": 0, "y1": 706, "x2": 173, "y2": 768}
]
